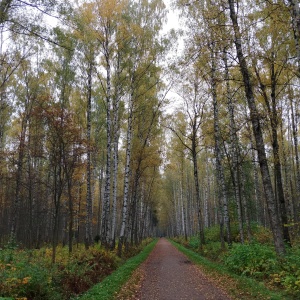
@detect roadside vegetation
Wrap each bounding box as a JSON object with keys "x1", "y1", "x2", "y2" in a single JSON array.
[
  {"x1": 172, "y1": 224, "x2": 300, "y2": 300},
  {"x1": 80, "y1": 239, "x2": 157, "y2": 300},
  {"x1": 0, "y1": 238, "x2": 154, "y2": 300}
]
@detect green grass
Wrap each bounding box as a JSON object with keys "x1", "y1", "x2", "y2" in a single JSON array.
[
  {"x1": 170, "y1": 240, "x2": 290, "y2": 300},
  {"x1": 78, "y1": 239, "x2": 157, "y2": 300}
]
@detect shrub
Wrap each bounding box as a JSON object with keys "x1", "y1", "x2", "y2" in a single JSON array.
[
  {"x1": 202, "y1": 242, "x2": 226, "y2": 261},
  {"x1": 250, "y1": 223, "x2": 273, "y2": 244},
  {"x1": 55, "y1": 247, "x2": 118, "y2": 298},
  {"x1": 270, "y1": 248, "x2": 300, "y2": 298},
  {"x1": 0, "y1": 244, "x2": 119, "y2": 299},
  {"x1": 0, "y1": 251, "x2": 53, "y2": 299},
  {"x1": 171, "y1": 236, "x2": 188, "y2": 247},
  {"x1": 188, "y1": 236, "x2": 199, "y2": 250},
  {"x1": 204, "y1": 226, "x2": 221, "y2": 243},
  {"x1": 224, "y1": 242, "x2": 278, "y2": 279}
]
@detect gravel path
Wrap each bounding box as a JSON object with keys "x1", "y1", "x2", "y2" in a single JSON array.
[{"x1": 136, "y1": 238, "x2": 232, "y2": 300}]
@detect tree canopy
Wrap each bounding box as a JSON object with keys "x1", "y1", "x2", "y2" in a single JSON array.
[{"x1": 0, "y1": 0, "x2": 300, "y2": 259}]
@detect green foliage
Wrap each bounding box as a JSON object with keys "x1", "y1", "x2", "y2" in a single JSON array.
[
  {"x1": 188, "y1": 236, "x2": 199, "y2": 250},
  {"x1": 204, "y1": 225, "x2": 221, "y2": 242},
  {"x1": 0, "y1": 248, "x2": 54, "y2": 299},
  {"x1": 171, "y1": 236, "x2": 189, "y2": 247},
  {"x1": 0, "y1": 244, "x2": 119, "y2": 299},
  {"x1": 171, "y1": 231, "x2": 300, "y2": 298},
  {"x1": 223, "y1": 242, "x2": 300, "y2": 298},
  {"x1": 186, "y1": 236, "x2": 225, "y2": 261},
  {"x1": 203, "y1": 222, "x2": 273, "y2": 244},
  {"x1": 0, "y1": 240, "x2": 156, "y2": 299},
  {"x1": 171, "y1": 240, "x2": 286, "y2": 300},
  {"x1": 202, "y1": 242, "x2": 226, "y2": 261},
  {"x1": 224, "y1": 242, "x2": 278, "y2": 279},
  {"x1": 269, "y1": 248, "x2": 300, "y2": 298}
]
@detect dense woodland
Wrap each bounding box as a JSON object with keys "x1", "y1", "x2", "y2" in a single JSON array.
[{"x1": 0, "y1": 0, "x2": 300, "y2": 263}]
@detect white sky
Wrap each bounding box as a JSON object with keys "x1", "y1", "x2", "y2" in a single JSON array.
[{"x1": 164, "y1": 0, "x2": 181, "y2": 32}]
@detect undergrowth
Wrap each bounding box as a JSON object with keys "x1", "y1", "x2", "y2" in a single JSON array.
[
  {"x1": 79, "y1": 239, "x2": 157, "y2": 300},
  {"x1": 172, "y1": 223, "x2": 300, "y2": 299},
  {"x1": 0, "y1": 239, "x2": 154, "y2": 300}
]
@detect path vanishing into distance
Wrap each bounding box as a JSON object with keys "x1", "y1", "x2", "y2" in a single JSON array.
[{"x1": 135, "y1": 239, "x2": 232, "y2": 300}]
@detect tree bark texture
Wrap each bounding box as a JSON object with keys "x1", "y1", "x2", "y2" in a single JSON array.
[
  {"x1": 223, "y1": 48, "x2": 242, "y2": 244},
  {"x1": 85, "y1": 60, "x2": 93, "y2": 248},
  {"x1": 111, "y1": 53, "x2": 122, "y2": 249},
  {"x1": 227, "y1": 0, "x2": 286, "y2": 255},
  {"x1": 102, "y1": 32, "x2": 112, "y2": 247},
  {"x1": 118, "y1": 96, "x2": 133, "y2": 256},
  {"x1": 212, "y1": 44, "x2": 232, "y2": 246}
]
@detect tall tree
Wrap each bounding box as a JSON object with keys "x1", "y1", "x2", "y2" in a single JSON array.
[
  {"x1": 118, "y1": 0, "x2": 167, "y2": 255},
  {"x1": 210, "y1": 43, "x2": 232, "y2": 248},
  {"x1": 227, "y1": 0, "x2": 286, "y2": 255},
  {"x1": 168, "y1": 68, "x2": 207, "y2": 248}
]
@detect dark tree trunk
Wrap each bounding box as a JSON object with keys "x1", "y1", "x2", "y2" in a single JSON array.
[{"x1": 227, "y1": 0, "x2": 286, "y2": 255}]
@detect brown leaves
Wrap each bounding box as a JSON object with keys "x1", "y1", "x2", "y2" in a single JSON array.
[{"x1": 114, "y1": 266, "x2": 145, "y2": 300}]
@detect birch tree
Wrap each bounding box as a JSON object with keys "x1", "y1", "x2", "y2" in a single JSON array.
[
  {"x1": 227, "y1": 0, "x2": 286, "y2": 255},
  {"x1": 118, "y1": 0, "x2": 167, "y2": 255},
  {"x1": 210, "y1": 43, "x2": 232, "y2": 248},
  {"x1": 168, "y1": 67, "x2": 207, "y2": 248}
]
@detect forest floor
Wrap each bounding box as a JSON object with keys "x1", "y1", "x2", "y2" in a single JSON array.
[{"x1": 116, "y1": 238, "x2": 232, "y2": 300}]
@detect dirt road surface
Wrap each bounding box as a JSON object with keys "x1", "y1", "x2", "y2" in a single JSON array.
[{"x1": 135, "y1": 238, "x2": 232, "y2": 300}]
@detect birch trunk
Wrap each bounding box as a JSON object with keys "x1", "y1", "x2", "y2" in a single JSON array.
[
  {"x1": 281, "y1": 119, "x2": 294, "y2": 221},
  {"x1": 101, "y1": 34, "x2": 112, "y2": 247},
  {"x1": 110, "y1": 54, "x2": 121, "y2": 249},
  {"x1": 174, "y1": 183, "x2": 180, "y2": 236},
  {"x1": 250, "y1": 136, "x2": 262, "y2": 223},
  {"x1": 131, "y1": 173, "x2": 140, "y2": 246},
  {"x1": 192, "y1": 138, "x2": 205, "y2": 247},
  {"x1": 212, "y1": 44, "x2": 231, "y2": 246},
  {"x1": 181, "y1": 157, "x2": 188, "y2": 239},
  {"x1": 204, "y1": 155, "x2": 211, "y2": 228},
  {"x1": 228, "y1": 0, "x2": 285, "y2": 255},
  {"x1": 97, "y1": 166, "x2": 104, "y2": 238},
  {"x1": 254, "y1": 58, "x2": 291, "y2": 244},
  {"x1": 67, "y1": 175, "x2": 73, "y2": 254},
  {"x1": 288, "y1": 0, "x2": 300, "y2": 74},
  {"x1": 85, "y1": 61, "x2": 93, "y2": 248},
  {"x1": 270, "y1": 62, "x2": 290, "y2": 244},
  {"x1": 223, "y1": 48, "x2": 243, "y2": 243},
  {"x1": 117, "y1": 97, "x2": 133, "y2": 256},
  {"x1": 290, "y1": 93, "x2": 300, "y2": 221}
]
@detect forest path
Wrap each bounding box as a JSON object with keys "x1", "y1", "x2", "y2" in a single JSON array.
[{"x1": 133, "y1": 238, "x2": 232, "y2": 300}]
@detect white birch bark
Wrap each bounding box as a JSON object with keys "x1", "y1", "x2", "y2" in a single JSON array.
[
  {"x1": 228, "y1": 0, "x2": 285, "y2": 254},
  {"x1": 223, "y1": 49, "x2": 243, "y2": 243},
  {"x1": 211, "y1": 44, "x2": 231, "y2": 246},
  {"x1": 118, "y1": 95, "x2": 133, "y2": 255},
  {"x1": 204, "y1": 169, "x2": 209, "y2": 228},
  {"x1": 85, "y1": 60, "x2": 93, "y2": 248},
  {"x1": 101, "y1": 34, "x2": 112, "y2": 247},
  {"x1": 110, "y1": 54, "x2": 122, "y2": 248},
  {"x1": 288, "y1": 0, "x2": 300, "y2": 74},
  {"x1": 180, "y1": 157, "x2": 188, "y2": 239}
]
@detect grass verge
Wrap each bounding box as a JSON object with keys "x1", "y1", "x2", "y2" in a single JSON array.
[
  {"x1": 78, "y1": 239, "x2": 157, "y2": 300},
  {"x1": 170, "y1": 240, "x2": 290, "y2": 300}
]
